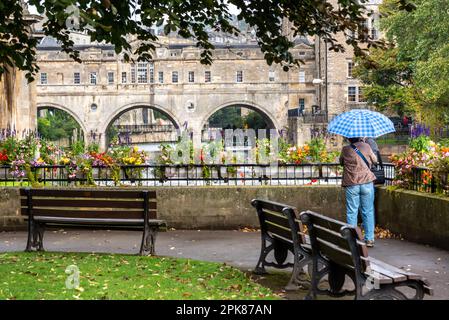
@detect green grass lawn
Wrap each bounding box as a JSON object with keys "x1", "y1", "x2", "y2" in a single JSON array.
[{"x1": 0, "y1": 252, "x2": 279, "y2": 300}]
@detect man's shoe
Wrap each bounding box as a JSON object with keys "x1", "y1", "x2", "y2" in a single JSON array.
[{"x1": 365, "y1": 240, "x2": 375, "y2": 248}]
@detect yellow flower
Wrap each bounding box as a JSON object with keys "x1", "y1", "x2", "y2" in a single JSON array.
[
  {"x1": 133, "y1": 146, "x2": 139, "y2": 152},
  {"x1": 60, "y1": 157, "x2": 70, "y2": 165}
]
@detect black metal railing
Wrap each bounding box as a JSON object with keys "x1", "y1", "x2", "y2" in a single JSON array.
[
  {"x1": 0, "y1": 163, "x2": 397, "y2": 187},
  {"x1": 408, "y1": 166, "x2": 445, "y2": 194},
  {"x1": 114, "y1": 124, "x2": 176, "y2": 133},
  {"x1": 376, "y1": 128, "x2": 411, "y2": 145}
]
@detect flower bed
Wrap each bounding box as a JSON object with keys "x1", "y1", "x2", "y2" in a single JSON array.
[
  {"x1": 0, "y1": 134, "x2": 340, "y2": 186},
  {"x1": 390, "y1": 135, "x2": 449, "y2": 194}
]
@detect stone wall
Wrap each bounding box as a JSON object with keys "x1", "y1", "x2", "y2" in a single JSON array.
[
  {"x1": 0, "y1": 188, "x2": 22, "y2": 231},
  {"x1": 0, "y1": 186, "x2": 346, "y2": 231},
  {"x1": 376, "y1": 187, "x2": 449, "y2": 250},
  {"x1": 156, "y1": 185, "x2": 346, "y2": 229}
]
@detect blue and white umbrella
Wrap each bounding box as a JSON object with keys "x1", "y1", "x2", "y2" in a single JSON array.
[{"x1": 327, "y1": 109, "x2": 395, "y2": 138}]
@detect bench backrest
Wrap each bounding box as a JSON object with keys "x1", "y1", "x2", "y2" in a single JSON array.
[
  {"x1": 251, "y1": 199, "x2": 306, "y2": 246},
  {"x1": 300, "y1": 210, "x2": 370, "y2": 272},
  {"x1": 20, "y1": 188, "x2": 157, "y2": 223}
]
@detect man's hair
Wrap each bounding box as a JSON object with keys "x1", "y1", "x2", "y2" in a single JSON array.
[{"x1": 348, "y1": 137, "x2": 360, "y2": 144}]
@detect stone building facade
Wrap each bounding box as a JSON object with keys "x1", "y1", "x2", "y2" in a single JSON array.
[
  {"x1": 0, "y1": 5, "x2": 41, "y2": 136},
  {"x1": 35, "y1": 35, "x2": 319, "y2": 148}
]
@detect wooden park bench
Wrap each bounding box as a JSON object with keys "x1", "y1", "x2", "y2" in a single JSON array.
[
  {"x1": 251, "y1": 199, "x2": 317, "y2": 290},
  {"x1": 300, "y1": 210, "x2": 433, "y2": 300},
  {"x1": 20, "y1": 188, "x2": 167, "y2": 255}
]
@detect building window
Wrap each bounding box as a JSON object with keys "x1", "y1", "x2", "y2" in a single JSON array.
[
  {"x1": 363, "y1": 18, "x2": 369, "y2": 30},
  {"x1": 205, "y1": 71, "x2": 211, "y2": 83},
  {"x1": 131, "y1": 64, "x2": 136, "y2": 83},
  {"x1": 188, "y1": 71, "x2": 194, "y2": 83},
  {"x1": 158, "y1": 71, "x2": 164, "y2": 83},
  {"x1": 348, "y1": 86, "x2": 357, "y2": 102},
  {"x1": 358, "y1": 87, "x2": 366, "y2": 103},
  {"x1": 149, "y1": 62, "x2": 154, "y2": 83},
  {"x1": 172, "y1": 71, "x2": 179, "y2": 83},
  {"x1": 73, "y1": 72, "x2": 80, "y2": 84},
  {"x1": 236, "y1": 70, "x2": 243, "y2": 83},
  {"x1": 122, "y1": 72, "x2": 127, "y2": 84},
  {"x1": 299, "y1": 51, "x2": 306, "y2": 56},
  {"x1": 137, "y1": 63, "x2": 148, "y2": 83},
  {"x1": 40, "y1": 72, "x2": 47, "y2": 85},
  {"x1": 268, "y1": 71, "x2": 275, "y2": 82},
  {"x1": 299, "y1": 71, "x2": 305, "y2": 83},
  {"x1": 107, "y1": 72, "x2": 114, "y2": 84},
  {"x1": 299, "y1": 98, "x2": 305, "y2": 113},
  {"x1": 90, "y1": 72, "x2": 97, "y2": 85},
  {"x1": 347, "y1": 61, "x2": 354, "y2": 78}
]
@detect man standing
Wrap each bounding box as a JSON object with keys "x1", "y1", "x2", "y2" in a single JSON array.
[{"x1": 339, "y1": 138, "x2": 378, "y2": 247}]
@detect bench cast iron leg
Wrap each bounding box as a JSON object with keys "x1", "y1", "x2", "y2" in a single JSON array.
[
  {"x1": 26, "y1": 221, "x2": 45, "y2": 252},
  {"x1": 359, "y1": 280, "x2": 424, "y2": 300},
  {"x1": 253, "y1": 236, "x2": 272, "y2": 275},
  {"x1": 285, "y1": 254, "x2": 311, "y2": 291},
  {"x1": 305, "y1": 256, "x2": 331, "y2": 300},
  {"x1": 140, "y1": 226, "x2": 157, "y2": 256}
]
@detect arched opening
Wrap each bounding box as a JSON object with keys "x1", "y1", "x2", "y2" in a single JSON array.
[
  {"x1": 202, "y1": 104, "x2": 276, "y2": 144},
  {"x1": 105, "y1": 106, "x2": 180, "y2": 152},
  {"x1": 37, "y1": 106, "x2": 85, "y2": 147}
]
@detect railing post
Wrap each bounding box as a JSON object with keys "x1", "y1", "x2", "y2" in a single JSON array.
[{"x1": 431, "y1": 174, "x2": 437, "y2": 193}]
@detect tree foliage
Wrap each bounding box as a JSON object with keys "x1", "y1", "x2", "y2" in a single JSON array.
[
  {"x1": 208, "y1": 107, "x2": 269, "y2": 130},
  {"x1": 354, "y1": 0, "x2": 449, "y2": 125},
  {"x1": 1, "y1": 0, "x2": 415, "y2": 82},
  {"x1": 37, "y1": 108, "x2": 82, "y2": 141}
]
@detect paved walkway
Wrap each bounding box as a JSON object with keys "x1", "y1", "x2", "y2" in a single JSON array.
[{"x1": 1, "y1": 229, "x2": 448, "y2": 299}]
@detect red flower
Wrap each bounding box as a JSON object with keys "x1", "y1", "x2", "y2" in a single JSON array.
[{"x1": 0, "y1": 150, "x2": 8, "y2": 163}]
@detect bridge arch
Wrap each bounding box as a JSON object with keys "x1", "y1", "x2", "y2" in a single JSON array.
[
  {"x1": 101, "y1": 102, "x2": 182, "y2": 134},
  {"x1": 200, "y1": 100, "x2": 280, "y2": 131},
  {"x1": 36, "y1": 102, "x2": 88, "y2": 138}
]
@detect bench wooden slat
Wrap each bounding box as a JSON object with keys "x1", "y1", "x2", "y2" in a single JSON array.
[
  {"x1": 368, "y1": 257, "x2": 423, "y2": 281},
  {"x1": 34, "y1": 216, "x2": 166, "y2": 226},
  {"x1": 20, "y1": 198, "x2": 156, "y2": 209},
  {"x1": 364, "y1": 268, "x2": 395, "y2": 284},
  {"x1": 265, "y1": 221, "x2": 293, "y2": 243},
  {"x1": 262, "y1": 209, "x2": 291, "y2": 230},
  {"x1": 369, "y1": 263, "x2": 407, "y2": 283},
  {"x1": 255, "y1": 200, "x2": 292, "y2": 213},
  {"x1": 20, "y1": 189, "x2": 156, "y2": 199},
  {"x1": 306, "y1": 212, "x2": 346, "y2": 233},
  {"x1": 21, "y1": 208, "x2": 157, "y2": 220},
  {"x1": 316, "y1": 238, "x2": 355, "y2": 269},
  {"x1": 314, "y1": 224, "x2": 351, "y2": 251}
]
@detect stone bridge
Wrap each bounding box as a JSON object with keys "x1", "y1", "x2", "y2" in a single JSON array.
[{"x1": 36, "y1": 82, "x2": 302, "y2": 149}]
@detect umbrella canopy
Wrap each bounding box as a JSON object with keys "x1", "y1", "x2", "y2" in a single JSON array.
[{"x1": 327, "y1": 109, "x2": 395, "y2": 138}]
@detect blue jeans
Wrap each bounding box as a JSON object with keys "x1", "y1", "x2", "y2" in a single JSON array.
[{"x1": 345, "y1": 182, "x2": 375, "y2": 241}]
